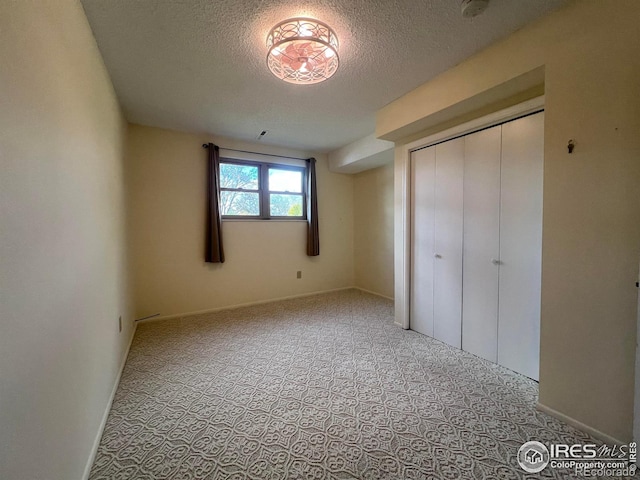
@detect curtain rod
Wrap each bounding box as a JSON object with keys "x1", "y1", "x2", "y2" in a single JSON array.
[{"x1": 202, "y1": 143, "x2": 310, "y2": 162}]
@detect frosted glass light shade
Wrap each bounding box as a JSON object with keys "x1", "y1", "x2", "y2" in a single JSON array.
[{"x1": 266, "y1": 18, "x2": 339, "y2": 85}]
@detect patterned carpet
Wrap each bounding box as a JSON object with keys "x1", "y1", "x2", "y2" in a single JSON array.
[{"x1": 90, "y1": 289, "x2": 600, "y2": 480}]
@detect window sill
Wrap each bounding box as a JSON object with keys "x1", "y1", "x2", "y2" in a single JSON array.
[{"x1": 222, "y1": 218, "x2": 307, "y2": 223}]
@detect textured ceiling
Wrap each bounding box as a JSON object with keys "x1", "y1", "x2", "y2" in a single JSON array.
[{"x1": 81, "y1": 0, "x2": 567, "y2": 152}]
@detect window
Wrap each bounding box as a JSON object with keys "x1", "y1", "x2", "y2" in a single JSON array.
[{"x1": 219, "y1": 159, "x2": 306, "y2": 219}]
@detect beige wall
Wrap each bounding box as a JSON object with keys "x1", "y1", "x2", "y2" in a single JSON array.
[
  {"x1": 127, "y1": 124, "x2": 354, "y2": 318},
  {"x1": 354, "y1": 163, "x2": 394, "y2": 299},
  {"x1": 0, "y1": 1, "x2": 133, "y2": 479},
  {"x1": 381, "y1": 1, "x2": 640, "y2": 442}
]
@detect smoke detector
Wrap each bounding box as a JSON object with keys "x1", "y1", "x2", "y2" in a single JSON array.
[{"x1": 461, "y1": 0, "x2": 489, "y2": 18}]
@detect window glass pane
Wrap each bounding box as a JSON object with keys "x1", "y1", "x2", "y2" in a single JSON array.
[
  {"x1": 220, "y1": 163, "x2": 259, "y2": 190},
  {"x1": 270, "y1": 194, "x2": 304, "y2": 217},
  {"x1": 268, "y1": 168, "x2": 302, "y2": 193},
  {"x1": 221, "y1": 191, "x2": 259, "y2": 216}
]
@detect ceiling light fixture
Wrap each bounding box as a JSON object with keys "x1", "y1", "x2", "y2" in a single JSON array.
[{"x1": 266, "y1": 18, "x2": 339, "y2": 85}]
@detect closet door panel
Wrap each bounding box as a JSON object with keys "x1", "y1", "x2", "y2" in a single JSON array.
[
  {"x1": 410, "y1": 147, "x2": 436, "y2": 337},
  {"x1": 462, "y1": 126, "x2": 502, "y2": 362},
  {"x1": 433, "y1": 138, "x2": 464, "y2": 348},
  {"x1": 498, "y1": 112, "x2": 544, "y2": 380}
]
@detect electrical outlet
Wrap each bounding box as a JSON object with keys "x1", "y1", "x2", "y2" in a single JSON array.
[
  {"x1": 297, "y1": 271, "x2": 302, "y2": 279},
  {"x1": 118, "y1": 316, "x2": 122, "y2": 333}
]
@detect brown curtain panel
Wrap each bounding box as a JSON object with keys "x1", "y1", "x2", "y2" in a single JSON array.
[
  {"x1": 205, "y1": 143, "x2": 225, "y2": 263},
  {"x1": 306, "y1": 157, "x2": 320, "y2": 256}
]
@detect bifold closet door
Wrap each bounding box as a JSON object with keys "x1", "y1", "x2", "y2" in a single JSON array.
[
  {"x1": 410, "y1": 146, "x2": 435, "y2": 337},
  {"x1": 433, "y1": 138, "x2": 464, "y2": 348},
  {"x1": 462, "y1": 125, "x2": 502, "y2": 362},
  {"x1": 498, "y1": 112, "x2": 544, "y2": 380}
]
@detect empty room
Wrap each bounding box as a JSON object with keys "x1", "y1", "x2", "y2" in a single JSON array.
[{"x1": 2, "y1": 0, "x2": 640, "y2": 479}]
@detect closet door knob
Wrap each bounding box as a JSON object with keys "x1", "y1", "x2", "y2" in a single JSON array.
[
  {"x1": 434, "y1": 254, "x2": 442, "y2": 259},
  {"x1": 491, "y1": 259, "x2": 501, "y2": 265}
]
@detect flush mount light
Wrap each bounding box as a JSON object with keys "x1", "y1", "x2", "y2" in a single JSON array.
[{"x1": 266, "y1": 18, "x2": 339, "y2": 85}]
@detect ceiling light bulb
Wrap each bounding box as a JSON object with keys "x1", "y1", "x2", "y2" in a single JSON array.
[{"x1": 324, "y1": 48, "x2": 335, "y2": 58}]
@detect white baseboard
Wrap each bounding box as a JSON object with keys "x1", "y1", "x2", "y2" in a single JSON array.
[
  {"x1": 536, "y1": 402, "x2": 625, "y2": 446},
  {"x1": 138, "y1": 287, "x2": 357, "y2": 323},
  {"x1": 82, "y1": 323, "x2": 137, "y2": 480},
  {"x1": 353, "y1": 287, "x2": 394, "y2": 301}
]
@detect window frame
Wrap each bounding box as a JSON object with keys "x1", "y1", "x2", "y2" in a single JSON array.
[{"x1": 219, "y1": 158, "x2": 307, "y2": 220}]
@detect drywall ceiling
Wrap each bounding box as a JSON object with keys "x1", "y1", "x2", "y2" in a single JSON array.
[{"x1": 81, "y1": 0, "x2": 567, "y2": 153}]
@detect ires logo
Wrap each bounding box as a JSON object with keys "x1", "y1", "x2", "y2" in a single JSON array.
[
  {"x1": 518, "y1": 441, "x2": 637, "y2": 476},
  {"x1": 549, "y1": 443, "x2": 598, "y2": 458}
]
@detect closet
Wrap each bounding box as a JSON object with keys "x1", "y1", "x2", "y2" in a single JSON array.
[{"x1": 410, "y1": 111, "x2": 544, "y2": 380}]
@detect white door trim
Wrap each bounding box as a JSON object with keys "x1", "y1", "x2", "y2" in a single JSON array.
[{"x1": 395, "y1": 95, "x2": 545, "y2": 329}]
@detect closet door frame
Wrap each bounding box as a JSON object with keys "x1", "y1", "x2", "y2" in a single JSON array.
[{"x1": 398, "y1": 96, "x2": 545, "y2": 330}]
